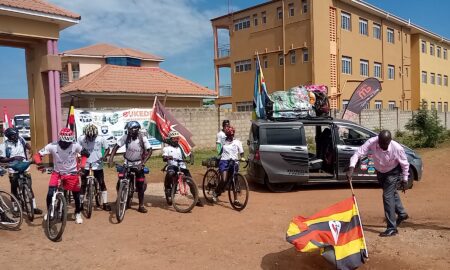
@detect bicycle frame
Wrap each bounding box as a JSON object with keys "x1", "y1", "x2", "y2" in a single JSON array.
[{"x1": 49, "y1": 179, "x2": 66, "y2": 219}]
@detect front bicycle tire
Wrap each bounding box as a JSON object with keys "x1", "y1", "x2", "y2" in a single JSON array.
[
  {"x1": 172, "y1": 177, "x2": 198, "y2": 213},
  {"x1": 228, "y1": 173, "x2": 249, "y2": 211},
  {"x1": 45, "y1": 193, "x2": 67, "y2": 242},
  {"x1": 84, "y1": 179, "x2": 94, "y2": 218},
  {"x1": 116, "y1": 182, "x2": 128, "y2": 223},
  {"x1": 0, "y1": 191, "x2": 23, "y2": 230},
  {"x1": 202, "y1": 169, "x2": 220, "y2": 203},
  {"x1": 22, "y1": 185, "x2": 34, "y2": 222}
]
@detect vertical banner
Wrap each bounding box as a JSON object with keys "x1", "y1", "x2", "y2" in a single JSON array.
[
  {"x1": 74, "y1": 108, "x2": 162, "y2": 153},
  {"x1": 342, "y1": 78, "x2": 382, "y2": 122}
]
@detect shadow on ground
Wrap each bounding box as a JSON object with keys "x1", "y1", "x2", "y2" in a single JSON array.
[{"x1": 260, "y1": 247, "x2": 333, "y2": 270}]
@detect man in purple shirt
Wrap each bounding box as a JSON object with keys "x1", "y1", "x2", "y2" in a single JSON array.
[{"x1": 347, "y1": 130, "x2": 409, "y2": 237}]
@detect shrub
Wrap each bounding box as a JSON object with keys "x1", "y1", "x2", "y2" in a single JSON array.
[{"x1": 404, "y1": 103, "x2": 446, "y2": 147}]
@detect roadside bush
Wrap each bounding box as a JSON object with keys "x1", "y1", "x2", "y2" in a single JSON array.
[{"x1": 404, "y1": 104, "x2": 446, "y2": 148}]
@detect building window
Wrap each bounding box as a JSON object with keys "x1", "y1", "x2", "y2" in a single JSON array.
[
  {"x1": 342, "y1": 56, "x2": 352, "y2": 74},
  {"x1": 341, "y1": 12, "x2": 351, "y2": 31},
  {"x1": 375, "y1": 100, "x2": 382, "y2": 110},
  {"x1": 263, "y1": 56, "x2": 268, "y2": 68},
  {"x1": 342, "y1": 100, "x2": 349, "y2": 110},
  {"x1": 388, "y1": 101, "x2": 396, "y2": 110},
  {"x1": 359, "y1": 18, "x2": 368, "y2": 36},
  {"x1": 236, "y1": 101, "x2": 253, "y2": 112},
  {"x1": 262, "y1": 11, "x2": 267, "y2": 24},
  {"x1": 277, "y1": 7, "x2": 283, "y2": 20},
  {"x1": 360, "y1": 59, "x2": 369, "y2": 77},
  {"x1": 302, "y1": 0, "x2": 308, "y2": 13},
  {"x1": 437, "y1": 46, "x2": 441, "y2": 58},
  {"x1": 234, "y1": 17, "x2": 250, "y2": 31},
  {"x1": 422, "y1": 71, "x2": 427, "y2": 83},
  {"x1": 430, "y1": 73, "x2": 435, "y2": 84},
  {"x1": 444, "y1": 102, "x2": 448, "y2": 112},
  {"x1": 374, "y1": 62, "x2": 382, "y2": 78},
  {"x1": 253, "y1": 14, "x2": 258, "y2": 26},
  {"x1": 438, "y1": 102, "x2": 442, "y2": 112},
  {"x1": 431, "y1": 102, "x2": 436, "y2": 111},
  {"x1": 235, "y1": 60, "x2": 251, "y2": 73},
  {"x1": 288, "y1": 3, "x2": 294, "y2": 17},
  {"x1": 363, "y1": 103, "x2": 370, "y2": 110},
  {"x1": 430, "y1": 44, "x2": 435, "y2": 56},
  {"x1": 444, "y1": 48, "x2": 448, "y2": 60},
  {"x1": 421, "y1": 40, "x2": 426, "y2": 53},
  {"x1": 387, "y1": 65, "x2": 395, "y2": 80},
  {"x1": 373, "y1": 23, "x2": 381, "y2": 39},
  {"x1": 387, "y1": 28, "x2": 394, "y2": 43},
  {"x1": 290, "y1": 51, "x2": 296, "y2": 64},
  {"x1": 105, "y1": 57, "x2": 141, "y2": 67},
  {"x1": 437, "y1": 74, "x2": 442, "y2": 85},
  {"x1": 278, "y1": 53, "x2": 284, "y2": 66},
  {"x1": 444, "y1": 75, "x2": 448, "y2": 86},
  {"x1": 302, "y1": 48, "x2": 309, "y2": 62}
]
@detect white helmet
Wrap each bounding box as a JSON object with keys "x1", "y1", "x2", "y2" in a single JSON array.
[{"x1": 167, "y1": 130, "x2": 180, "y2": 139}]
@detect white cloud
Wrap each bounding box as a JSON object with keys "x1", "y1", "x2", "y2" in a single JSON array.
[{"x1": 49, "y1": 0, "x2": 227, "y2": 57}]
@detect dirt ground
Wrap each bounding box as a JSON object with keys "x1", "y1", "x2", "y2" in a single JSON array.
[{"x1": 1, "y1": 144, "x2": 450, "y2": 270}]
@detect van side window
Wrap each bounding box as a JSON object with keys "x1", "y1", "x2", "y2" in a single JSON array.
[
  {"x1": 337, "y1": 126, "x2": 373, "y2": 146},
  {"x1": 263, "y1": 127, "x2": 305, "y2": 146}
]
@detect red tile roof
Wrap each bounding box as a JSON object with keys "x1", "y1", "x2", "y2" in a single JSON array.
[
  {"x1": 62, "y1": 43, "x2": 164, "y2": 61},
  {"x1": 0, "y1": 99, "x2": 29, "y2": 121},
  {"x1": 0, "y1": 0, "x2": 80, "y2": 19},
  {"x1": 62, "y1": 65, "x2": 216, "y2": 98}
]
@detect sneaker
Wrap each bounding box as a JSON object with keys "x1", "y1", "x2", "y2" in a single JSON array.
[
  {"x1": 12, "y1": 202, "x2": 19, "y2": 212},
  {"x1": 212, "y1": 192, "x2": 218, "y2": 203},
  {"x1": 102, "y1": 203, "x2": 111, "y2": 211},
  {"x1": 75, "y1": 213, "x2": 83, "y2": 224},
  {"x1": 43, "y1": 214, "x2": 48, "y2": 221},
  {"x1": 196, "y1": 199, "x2": 204, "y2": 207},
  {"x1": 137, "y1": 206, "x2": 148, "y2": 213},
  {"x1": 34, "y1": 208, "x2": 43, "y2": 215},
  {"x1": 396, "y1": 214, "x2": 409, "y2": 226}
]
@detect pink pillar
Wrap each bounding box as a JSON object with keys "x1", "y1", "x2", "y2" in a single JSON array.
[
  {"x1": 47, "y1": 40, "x2": 58, "y2": 141},
  {"x1": 52, "y1": 40, "x2": 62, "y2": 132}
]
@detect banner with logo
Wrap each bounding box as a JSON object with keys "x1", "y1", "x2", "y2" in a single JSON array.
[
  {"x1": 342, "y1": 78, "x2": 382, "y2": 122},
  {"x1": 74, "y1": 108, "x2": 162, "y2": 153}
]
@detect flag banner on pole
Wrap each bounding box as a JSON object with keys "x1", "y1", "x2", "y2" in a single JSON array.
[
  {"x1": 66, "y1": 97, "x2": 76, "y2": 132},
  {"x1": 342, "y1": 78, "x2": 381, "y2": 122},
  {"x1": 253, "y1": 54, "x2": 271, "y2": 120},
  {"x1": 3, "y1": 106, "x2": 12, "y2": 129},
  {"x1": 149, "y1": 98, "x2": 194, "y2": 156},
  {"x1": 286, "y1": 196, "x2": 368, "y2": 270}
]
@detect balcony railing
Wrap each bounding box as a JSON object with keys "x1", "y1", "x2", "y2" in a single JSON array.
[
  {"x1": 217, "y1": 44, "x2": 230, "y2": 58},
  {"x1": 219, "y1": 84, "x2": 232, "y2": 97}
]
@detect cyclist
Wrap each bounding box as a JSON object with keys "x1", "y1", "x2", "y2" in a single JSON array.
[
  {"x1": 34, "y1": 128, "x2": 89, "y2": 224},
  {"x1": 78, "y1": 124, "x2": 111, "y2": 211},
  {"x1": 213, "y1": 126, "x2": 245, "y2": 203},
  {"x1": 0, "y1": 127, "x2": 43, "y2": 215},
  {"x1": 108, "y1": 121, "x2": 152, "y2": 213},
  {"x1": 162, "y1": 130, "x2": 203, "y2": 206},
  {"x1": 216, "y1": 120, "x2": 230, "y2": 154}
]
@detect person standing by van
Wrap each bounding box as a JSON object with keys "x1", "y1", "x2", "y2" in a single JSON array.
[{"x1": 216, "y1": 120, "x2": 230, "y2": 154}]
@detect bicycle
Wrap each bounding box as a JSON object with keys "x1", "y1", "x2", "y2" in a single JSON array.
[
  {"x1": 0, "y1": 168, "x2": 23, "y2": 230},
  {"x1": 115, "y1": 163, "x2": 149, "y2": 223},
  {"x1": 162, "y1": 159, "x2": 199, "y2": 213},
  {"x1": 202, "y1": 159, "x2": 249, "y2": 211},
  {"x1": 6, "y1": 160, "x2": 35, "y2": 222},
  {"x1": 82, "y1": 162, "x2": 102, "y2": 219}
]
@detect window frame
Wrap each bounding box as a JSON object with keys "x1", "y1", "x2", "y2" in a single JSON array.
[
  {"x1": 430, "y1": 44, "x2": 435, "y2": 56},
  {"x1": 342, "y1": 56, "x2": 352, "y2": 75},
  {"x1": 387, "y1": 28, "x2": 394, "y2": 43},
  {"x1": 430, "y1": 73, "x2": 435, "y2": 84},
  {"x1": 341, "y1": 12, "x2": 351, "y2": 31},
  {"x1": 360, "y1": 59, "x2": 369, "y2": 77},
  {"x1": 359, "y1": 18, "x2": 368, "y2": 36},
  {"x1": 302, "y1": 0, "x2": 308, "y2": 14},
  {"x1": 422, "y1": 71, "x2": 427, "y2": 83},
  {"x1": 278, "y1": 53, "x2": 284, "y2": 66},
  {"x1": 234, "y1": 17, "x2": 251, "y2": 31},
  {"x1": 290, "y1": 50, "x2": 296, "y2": 64},
  {"x1": 342, "y1": 100, "x2": 349, "y2": 110},
  {"x1": 372, "y1": 23, "x2": 381, "y2": 39},
  {"x1": 263, "y1": 56, "x2": 268, "y2": 68},
  {"x1": 277, "y1": 7, "x2": 283, "y2": 20},
  {"x1": 374, "y1": 62, "x2": 382, "y2": 78},
  {"x1": 388, "y1": 101, "x2": 396, "y2": 110},
  {"x1": 437, "y1": 46, "x2": 441, "y2": 58},
  {"x1": 288, "y1": 3, "x2": 295, "y2": 17},
  {"x1": 421, "y1": 40, "x2": 427, "y2": 53},
  {"x1": 387, "y1": 65, "x2": 395, "y2": 80},
  {"x1": 302, "y1": 48, "x2": 309, "y2": 63},
  {"x1": 234, "y1": 59, "x2": 252, "y2": 73},
  {"x1": 437, "y1": 74, "x2": 442, "y2": 85},
  {"x1": 262, "y1": 11, "x2": 267, "y2": 24},
  {"x1": 375, "y1": 100, "x2": 383, "y2": 110},
  {"x1": 444, "y1": 75, "x2": 448, "y2": 86},
  {"x1": 444, "y1": 48, "x2": 448, "y2": 60},
  {"x1": 253, "y1": 14, "x2": 258, "y2": 26}
]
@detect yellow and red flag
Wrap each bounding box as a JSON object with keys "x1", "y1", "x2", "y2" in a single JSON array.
[
  {"x1": 66, "y1": 97, "x2": 75, "y2": 132},
  {"x1": 286, "y1": 196, "x2": 368, "y2": 270}
]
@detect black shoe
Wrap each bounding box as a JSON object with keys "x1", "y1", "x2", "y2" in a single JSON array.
[
  {"x1": 396, "y1": 214, "x2": 409, "y2": 226},
  {"x1": 196, "y1": 199, "x2": 204, "y2": 207},
  {"x1": 102, "y1": 203, "x2": 111, "y2": 211},
  {"x1": 33, "y1": 208, "x2": 43, "y2": 215},
  {"x1": 0, "y1": 213, "x2": 15, "y2": 224},
  {"x1": 138, "y1": 206, "x2": 148, "y2": 213},
  {"x1": 379, "y1": 229, "x2": 398, "y2": 237}
]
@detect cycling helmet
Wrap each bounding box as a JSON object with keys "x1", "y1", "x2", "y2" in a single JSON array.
[
  {"x1": 83, "y1": 124, "x2": 98, "y2": 138},
  {"x1": 168, "y1": 130, "x2": 181, "y2": 139},
  {"x1": 224, "y1": 126, "x2": 235, "y2": 137},
  {"x1": 127, "y1": 121, "x2": 141, "y2": 130},
  {"x1": 4, "y1": 127, "x2": 18, "y2": 139},
  {"x1": 59, "y1": 128, "x2": 75, "y2": 142}
]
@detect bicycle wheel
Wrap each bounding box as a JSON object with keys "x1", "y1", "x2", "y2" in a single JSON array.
[
  {"x1": 95, "y1": 180, "x2": 101, "y2": 207},
  {"x1": 202, "y1": 169, "x2": 220, "y2": 203},
  {"x1": 115, "y1": 181, "x2": 128, "y2": 223},
  {"x1": 228, "y1": 173, "x2": 249, "y2": 211},
  {"x1": 22, "y1": 184, "x2": 34, "y2": 222},
  {"x1": 172, "y1": 176, "x2": 198, "y2": 213},
  {"x1": 0, "y1": 191, "x2": 23, "y2": 230},
  {"x1": 45, "y1": 192, "x2": 67, "y2": 241},
  {"x1": 84, "y1": 178, "x2": 94, "y2": 218}
]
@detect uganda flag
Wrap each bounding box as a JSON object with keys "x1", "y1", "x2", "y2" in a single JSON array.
[
  {"x1": 286, "y1": 196, "x2": 368, "y2": 270},
  {"x1": 66, "y1": 97, "x2": 75, "y2": 131}
]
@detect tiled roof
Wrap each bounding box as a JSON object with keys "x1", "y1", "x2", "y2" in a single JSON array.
[
  {"x1": 62, "y1": 65, "x2": 216, "y2": 97},
  {"x1": 0, "y1": 99, "x2": 29, "y2": 121},
  {"x1": 0, "y1": 0, "x2": 80, "y2": 19},
  {"x1": 62, "y1": 43, "x2": 164, "y2": 61}
]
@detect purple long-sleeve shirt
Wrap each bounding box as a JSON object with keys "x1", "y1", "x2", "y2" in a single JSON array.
[{"x1": 349, "y1": 137, "x2": 409, "y2": 181}]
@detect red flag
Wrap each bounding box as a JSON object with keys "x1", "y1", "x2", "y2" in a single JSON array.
[
  {"x1": 66, "y1": 97, "x2": 75, "y2": 132},
  {"x1": 3, "y1": 106, "x2": 13, "y2": 129}
]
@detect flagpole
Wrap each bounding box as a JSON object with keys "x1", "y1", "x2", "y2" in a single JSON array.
[{"x1": 352, "y1": 195, "x2": 369, "y2": 258}]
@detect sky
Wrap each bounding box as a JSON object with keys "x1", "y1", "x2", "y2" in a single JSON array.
[{"x1": 0, "y1": 0, "x2": 449, "y2": 99}]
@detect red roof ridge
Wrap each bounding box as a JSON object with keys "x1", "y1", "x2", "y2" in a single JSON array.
[
  {"x1": 0, "y1": 0, "x2": 80, "y2": 19},
  {"x1": 62, "y1": 43, "x2": 164, "y2": 61}
]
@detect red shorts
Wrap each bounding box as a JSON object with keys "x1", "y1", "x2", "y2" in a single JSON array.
[{"x1": 49, "y1": 172, "x2": 81, "y2": 192}]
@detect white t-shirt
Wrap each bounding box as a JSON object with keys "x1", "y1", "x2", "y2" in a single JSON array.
[
  {"x1": 216, "y1": 130, "x2": 226, "y2": 145},
  {"x1": 162, "y1": 145, "x2": 186, "y2": 169},
  {"x1": 78, "y1": 135, "x2": 109, "y2": 170},
  {"x1": 39, "y1": 142, "x2": 82, "y2": 174},
  {"x1": 220, "y1": 139, "x2": 244, "y2": 161},
  {"x1": 0, "y1": 139, "x2": 27, "y2": 173},
  {"x1": 117, "y1": 134, "x2": 151, "y2": 165}
]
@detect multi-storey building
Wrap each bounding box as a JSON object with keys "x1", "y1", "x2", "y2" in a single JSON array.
[{"x1": 211, "y1": 0, "x2": 449, "y2": 111}]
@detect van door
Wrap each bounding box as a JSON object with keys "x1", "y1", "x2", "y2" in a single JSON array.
[{"x1": 259, "y1": 124, "x2": 309, "y2": 184}]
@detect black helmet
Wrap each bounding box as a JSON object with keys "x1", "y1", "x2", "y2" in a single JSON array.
[
  {"x1": 127, "y1": 121, "x2": 141, "y2": 130},
  {"x1": 222, "y1": 119, "x2": 230, "y2": 128},
  {"x1": 4, "y1": 128, "x2": 18, "y2": 139}
]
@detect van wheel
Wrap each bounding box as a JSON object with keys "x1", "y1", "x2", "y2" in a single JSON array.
[{"x1": 265, "y1": 176, "x2": 294, "y2": 193}]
